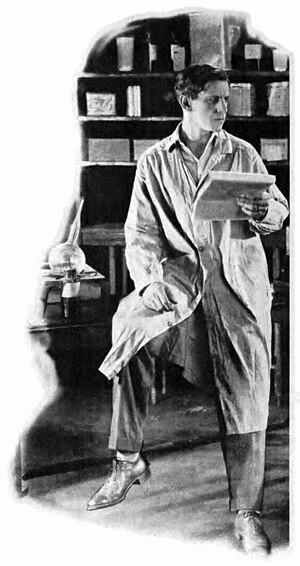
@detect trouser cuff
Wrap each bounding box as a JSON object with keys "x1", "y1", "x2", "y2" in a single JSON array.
[
  {"x1": 229, "y1": 499, "x2": 263, "y2": 513},
  {"x1": 108, "y1": 433, "x2": 143, "y2": 453}
]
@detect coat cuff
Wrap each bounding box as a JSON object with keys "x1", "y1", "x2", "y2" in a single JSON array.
[
  {"x1": 134, "y1": 260, "x2": 165, "y2": 295},
  {"x1": 249, "y1": 198, "x2": 288, "y2": 235}
]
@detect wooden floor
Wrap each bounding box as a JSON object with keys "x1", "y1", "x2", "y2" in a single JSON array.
[{"x1": 17, "y1": 370, "x2": 290, "y2": 560}]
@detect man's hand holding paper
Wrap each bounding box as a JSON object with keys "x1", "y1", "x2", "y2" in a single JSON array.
[
  {"x1": 193, "y1": 171, "x2": 275, "y2": 221},
  {"x1": 236, "y1": 191, "x2": 271, "y2": 221}
]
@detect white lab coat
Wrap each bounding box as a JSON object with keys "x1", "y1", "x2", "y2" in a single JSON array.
[{"x1": 99, "y1": 126, "x2": 289, "y2": 433}]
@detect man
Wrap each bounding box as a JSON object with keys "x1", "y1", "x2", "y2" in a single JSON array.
[{"x1": 87, "y1": 65, "x2": 289, "y2": 556}]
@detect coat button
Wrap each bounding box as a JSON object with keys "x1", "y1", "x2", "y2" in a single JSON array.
[
  {"x1": 167, "y1": 321, "x2": 173, "y2": 327},
  {"x1": 199, "y1": 245, "x2": 205, "y2": 252}
]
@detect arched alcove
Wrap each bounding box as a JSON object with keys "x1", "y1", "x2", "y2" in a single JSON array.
[{"x1": 19, "y1": 13, "x2": 290, "y2": 546}]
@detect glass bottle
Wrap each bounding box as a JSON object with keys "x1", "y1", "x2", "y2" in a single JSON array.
[
  {"x1": 244, "y1": 41, "x2": 263, "y2": 71},
  {"x1": 148, "y1": 31, "x2": 158, "y2": 72},
  {"x1": 170, "y1": 32, "x2": 186, "y2": 72},
  {"x1": 61, "y1": 268, "x2": 81, "y2": 321}
]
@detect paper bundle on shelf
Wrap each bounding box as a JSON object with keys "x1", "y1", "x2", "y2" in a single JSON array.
[
  {"x1": 228, "y1": 83, "x2": 256, "y2": 116},
  {"x1": 88, "y1": 138, "x2": 130, "y2": 162},
  {"x1": 266, "y1": 82, "x2": 289, "y2": 117},
  {"x1": 170, "y1": 44, "x2": 186, "y2": 71},
  {"x1": 189, "y1": 11, "x2": 226, "y2": 68},
  {"x1": 126, "y1": 85, "x2": 141, "y2": 116},
  {"x1": 260, "y1": 138, "x2": 288, "y2": 162},
  {"x1": 133, "y1": 139, "x2": 160, "y2": 161},
  {"x1": 222, "y1": 13, "x2": 245, "y2": 69},
  {"x1": 86, "y1": 92, "x2": 116, "y2": 116}
]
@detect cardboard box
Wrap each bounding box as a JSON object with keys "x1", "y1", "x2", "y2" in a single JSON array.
[
  {"x1": 86, "y1": 92, "x2": 116, "y2": 116},
  {"x1": 189, "y1": 11, "x2": 225, "y2": 67},
  {"x1": 260, "y1": 138, "x2": 288, "y2": 161},
  {"x1": 88, "y1": 138, "x2": 130, "y2": 162},
  {"x1": 244, "y1": 44, "x2": 262, "y2": 61},
  {"x1": 223, "y1": 13, "x2": 245, "y2": 69},
  {"x1": 228, "y1": 83, "x2": 256, "y2": 116},
  {"x1": 266, "y1": 82, "x2": 289, "y2": 117},
  {"x1": 170, "y1": 45, "x2": 186, "y2": 71},
  {"x1": 133, "y1": 139, "x2": 160, "y2": 161}
]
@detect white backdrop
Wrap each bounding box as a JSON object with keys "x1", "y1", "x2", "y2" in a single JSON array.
[{"x1": 1, "y1": 1, "x2": 298, "y2": 564}]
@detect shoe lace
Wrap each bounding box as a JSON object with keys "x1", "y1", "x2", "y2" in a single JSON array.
[
  {"x1": 107, "y1": 459, "x2": 125, "y2": 483},
  {"x1": 242, "y1": 512, "x2": 263, "y2": 534}
]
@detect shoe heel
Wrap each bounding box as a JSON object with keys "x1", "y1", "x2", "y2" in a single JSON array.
[{"x1": 135, "y1": 467, "x2": 151, "y2": 485}]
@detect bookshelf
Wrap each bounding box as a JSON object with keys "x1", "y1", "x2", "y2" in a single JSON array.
[{"x1": 78, "y1": 14, "x2": 290, "y2": 291}]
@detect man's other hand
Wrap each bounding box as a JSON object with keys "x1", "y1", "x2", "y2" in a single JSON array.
[
  {"x1": 141, "y1": 282, "x2": 178, "y2": 312},
  {"x1": 236, "y1": 192, "x2": 271, "y2": 221}
]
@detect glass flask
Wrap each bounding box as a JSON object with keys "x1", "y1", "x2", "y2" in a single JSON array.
[{"x1": 48, "y1": 242, "x2": 86, "y2": 276}]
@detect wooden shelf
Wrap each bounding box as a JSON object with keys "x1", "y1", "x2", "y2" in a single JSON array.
[
  {"x1": 81, "y1": 223, "x2": 125, "y2": 246},
  {"x1": 226, "y1": 115, "x2": 289, "y2": 122},
  {"x1": 82, "y1": 161, "x2": 136, "y2": 167},
  {"x1": 81, "y1": 159, "x2": 288, "y2": 168},
  {"x1": 79, "y1": 72, "x2": 176, "y2": 79},
  {"x1": 79, "y1": 70, "x2": 289, "y2": 81},
  {"x1": 79, "y1": 116, "x2": 181, "y2": 122},
  {"x1": 78, "y1": 40, "x2": 290, "y2": 254},
  {"x1": 79, "y1": 115, "x2": 289, "y2": 123},
  {"x1": 263, "y1": 160, "x2": 289, "y2": 168}
]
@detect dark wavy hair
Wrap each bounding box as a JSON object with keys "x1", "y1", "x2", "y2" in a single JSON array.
[{"x1": 174, "y1": 64, "x2": 229, "y2": 101}]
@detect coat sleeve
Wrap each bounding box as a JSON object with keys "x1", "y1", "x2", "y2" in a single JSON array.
[
  {"x1": 247, "y1": 148, "x2": 289, "y2": 235},
  {"x1": 124, "y1": 157, "x2": 168, "y2": 293}
]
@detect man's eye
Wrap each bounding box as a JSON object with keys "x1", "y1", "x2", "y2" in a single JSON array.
[{"x1": 209, "y1": 97, "x2": 229, "y2": 104}]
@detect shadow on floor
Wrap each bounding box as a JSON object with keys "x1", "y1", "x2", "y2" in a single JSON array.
[{"x1": 14, "y1": 352, "x2": 289, "y2": 556}]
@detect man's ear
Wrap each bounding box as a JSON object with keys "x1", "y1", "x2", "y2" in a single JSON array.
[{"x1": 179, "y1": 94, "x2": 192, "y2": 112}]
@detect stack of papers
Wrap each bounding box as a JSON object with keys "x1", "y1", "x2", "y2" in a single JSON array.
[{"x1": 193, "y1": 170, "x2": 276, "y2": 221}]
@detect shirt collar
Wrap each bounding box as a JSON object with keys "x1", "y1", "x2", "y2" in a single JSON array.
[{"x1": 166, "y1": 122, "x2": 233, "y2": 155}]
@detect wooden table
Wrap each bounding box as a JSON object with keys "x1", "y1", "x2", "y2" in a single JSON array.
[{"x1": 15, "y1": 271, "x2": 118, "y2": 495}]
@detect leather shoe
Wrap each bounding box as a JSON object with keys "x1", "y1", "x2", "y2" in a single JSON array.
[
  {"x1": 234, "y1": 511, "x2": 271, "y2": 556},
  {"x1": 86, "y1": 455, "x2": 151, "y2": 511}
]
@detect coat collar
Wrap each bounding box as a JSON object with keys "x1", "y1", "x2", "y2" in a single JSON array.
[{"x1": 166, "y1": 122, "x2": 233, "y2": 155}]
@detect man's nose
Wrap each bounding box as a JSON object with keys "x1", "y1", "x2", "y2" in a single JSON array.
[{"x1": 216, "y1": 98, "x2": 227, "y2": 113}]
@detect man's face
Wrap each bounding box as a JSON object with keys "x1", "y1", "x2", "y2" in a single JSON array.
[{"x1": 189, "y1": 80, "x2": 229, "y2": 132}]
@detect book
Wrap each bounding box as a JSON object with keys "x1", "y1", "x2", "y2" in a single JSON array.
[
  {"x1": 126, "y1": 85, "x2": 141, "y2": 116},
  {"x1": 126, "y1": 86, "x2": 134, "y2": 116},
  {"x1": 193, "y1": 170, "x2": 276, "y2": 221}
]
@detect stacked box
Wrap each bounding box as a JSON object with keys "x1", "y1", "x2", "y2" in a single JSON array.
[
  {"x1": 223, "y1": 13, "x2": 245, "y2": 69},
  {"x1": 88, "y1": 138, "x2": 130, "y2": 162},
  {"x1": 266, "y1": 82, "x2": 289, "y2": 117},
  {"x1": 170, "y1": 45, "x2": 186, "y2": 71},
  {"x1": 260, "y1": 138, "x2": 288, "y2": 161},
  {"x1": 189, "y1": 11, "x2": 225, "y2": 67},
  {"x1": 86, "y1": 93, "x2": 116, "y2": 116},
  {"x1": 228, "y1": 83, "x2": 256, "y2": 116},
  {"x1": 133, "y1": 139, "x2": 160, "y2": 161}
]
